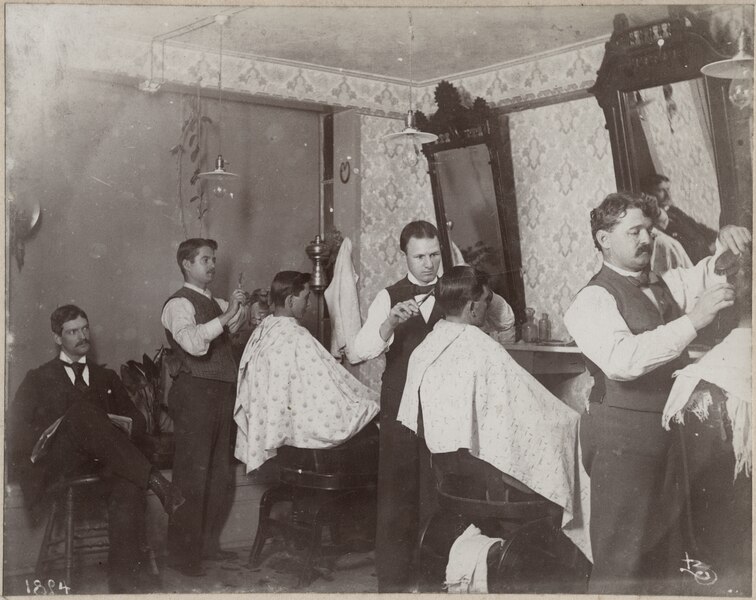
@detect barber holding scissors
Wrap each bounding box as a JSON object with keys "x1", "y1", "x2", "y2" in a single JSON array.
[{"x1": 351, "y1": 220, "x2": 515, "y2": 592}]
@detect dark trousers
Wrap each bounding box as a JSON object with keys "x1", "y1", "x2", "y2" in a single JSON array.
[
  {"x1": 42, "y1": 401, "x2": 153, "y2": 580},
  {"x1": 375, "y1": 387, "x2": 435, "y2": 592},
  {"x1": 167, "y1": 374, "x2": 235, "y2": 564},
  {"x1": 581, "y1": 403, "x2": 684, "y2": 595}
]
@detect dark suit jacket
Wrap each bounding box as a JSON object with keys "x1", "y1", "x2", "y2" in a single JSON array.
[{"x1": 8, "y1": 358, "x2": 147, "y2": 503}]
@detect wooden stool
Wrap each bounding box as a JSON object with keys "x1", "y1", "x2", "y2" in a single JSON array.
[{"x1": 36, "y1": 474, "x2": 108, "y2": 589}]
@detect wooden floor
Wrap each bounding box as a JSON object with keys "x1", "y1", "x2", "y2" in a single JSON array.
[{"x1": 3, "y1": 543, "x2": 378, "y2": 595}]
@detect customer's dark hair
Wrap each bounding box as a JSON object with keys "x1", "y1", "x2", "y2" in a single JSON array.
[
  {"x1": 269, "y1": 271, "x2": 311, "y2": 308},
  {"x1": 51, "y1": 305, "x2": 88, "y2": 335},
  {"x1": 176, "y1": 238, "x2": 218, "y2": 276},
  {"x1": 590, "y1": 192, "x2": 659, "y2": 251},
  {"x1": 640, "y1": 173, "x2": 670, "y2": 194},
  {"x1": 437, "y1": 266, "x2": 490, "y2": 317},
  {"x1": 399, "y1": 220, "x2": 439, "y2": 253}
]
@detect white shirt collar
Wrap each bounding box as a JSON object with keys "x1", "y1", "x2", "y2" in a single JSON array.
[
  {"x1": 602, "y1": 260, "x2": 644, "y2": 278},
  {"x1": 407, "y1": 272, "x2": 439, "y2": 286},
  {"x1": 183, "y1": 282, "x2": 213, "y2": 298},
  {"x1": 59, "y1": 351, "x2": 86, "y2": 365}
]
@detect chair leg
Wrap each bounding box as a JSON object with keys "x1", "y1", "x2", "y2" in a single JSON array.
[
  {"x1": 36, "y1": 499, "x2": 59, "y2": 575},
  {"x1": 64, "y1": 487, "x2": 75, "y2": 589},
  {"x1": 248, "y1": 485, "x2": 290, "y2": 568},
  {"x1": 297, "y1": 520, "x2": 323, "y2": 588}
]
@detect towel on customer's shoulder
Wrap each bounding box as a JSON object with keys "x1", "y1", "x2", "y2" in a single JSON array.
[{"x1": 324, "y1": 237, "x2": 363, "y2": 363}]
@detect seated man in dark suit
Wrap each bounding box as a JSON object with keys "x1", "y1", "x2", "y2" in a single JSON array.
[
  {"x1": 8, "y1": 305, "x2": 185, "y2": 593},
  {"x1": 642, "y1": 173, "x2": 718, "y2": 264}
]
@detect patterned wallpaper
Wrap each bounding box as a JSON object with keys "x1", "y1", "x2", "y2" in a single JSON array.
[
  {"x1": 638, "y1": 81, "x2": 721, "y2": 229},
  {"x1": 415, "y1": 43, "x2": 605, "y2": 114},
  {"x1": 355, "y1": 114, "x2": 436, "y2": 391},
  {"x1": 510, "y1": 96, "x2": 613, "y2": 341},
  {"x1": 508, "y1": 96, "x2": 615, "y2": 409}
]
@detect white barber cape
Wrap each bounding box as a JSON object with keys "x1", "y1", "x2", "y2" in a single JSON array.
[
  {"x1": 398, "y1": 320, "x2": 592, "y2": 562},
  {"x1": 234, "y1": 315, "x2": 379, "y2": 473},
  {"x1": 663, "y1": 327, "x2": 752, "y2": 480}
]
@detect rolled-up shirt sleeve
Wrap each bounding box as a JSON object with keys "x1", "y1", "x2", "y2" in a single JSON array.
[
  {"x1": 162, "y1": 298, "x2": 224, "y2": 356},
  {"x1": 349, "y1": 290, "x2": 393, "y2": 363},
  {"x1": 564, "y1": 286, "x2": 697, "y2": 381}
]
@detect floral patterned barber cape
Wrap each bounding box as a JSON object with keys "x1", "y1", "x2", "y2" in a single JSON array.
[
  {"x1": 234, "y1": 315, "x2": 379, "y2": 473},
  {"x1": 398, "y1": 320, "x2": 592, "y2": 562}
]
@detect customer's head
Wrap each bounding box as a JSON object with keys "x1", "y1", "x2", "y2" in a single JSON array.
[
  {"x1": 269, "y1": 271, "x2": 312, "y2": 320},
  {"x1": 437, "y1": 266, "x2": 492, "y2": 327},
  {"x1": 399, "y1": 220, "x2": 442, "y2": 284}
]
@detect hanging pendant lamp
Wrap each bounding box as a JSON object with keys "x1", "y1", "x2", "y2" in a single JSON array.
[
  {"x1": 701, "y1": 27, "x2": 754, "y2": 110},
  {"x1": 383, "y1": 11, "x2": 438, "y2": 167},
  {"x1": 198, "y1": 14, "x2": 238, "y2": 197}
]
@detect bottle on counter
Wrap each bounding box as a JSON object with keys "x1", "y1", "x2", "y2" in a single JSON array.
[
  {"x1": 523, "y1": 307, "x2": 539, "y2": 343},
  {"x1": 538, "y1": 313, "x2": 551, "y2": 342}
]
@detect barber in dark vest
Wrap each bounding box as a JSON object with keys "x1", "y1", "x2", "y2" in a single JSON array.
[
  {"x1": 351, "y1": 220, "x2": 515, "y2": 591},
  {"x1": 161, "y1": 238, "x2": 249, "y2": 576},
  {"x1": 564, "y1": 192, "x2": 751, "y2": 595}
]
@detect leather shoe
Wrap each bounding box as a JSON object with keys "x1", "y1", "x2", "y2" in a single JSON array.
[{"x1": 203, "y1": 549, "x2": 238, "y2": 561}]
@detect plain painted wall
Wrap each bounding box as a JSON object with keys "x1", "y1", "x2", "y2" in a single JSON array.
[{"x1": 6, "y1": 75, "x2": 321, "y2": 399}]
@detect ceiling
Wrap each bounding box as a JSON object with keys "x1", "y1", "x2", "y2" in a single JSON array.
[{"x1": 35, "y1": 4, "x2": 695, "y2": 83}]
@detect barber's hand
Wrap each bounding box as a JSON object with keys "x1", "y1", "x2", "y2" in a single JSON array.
[
  {"x1": 688, "y1": 283, "x2": 735, "y2": 330},
  {"x1": 656, "y1": 207, "x2": 669, "y2": 231},
  {"x1": 387, "y1": 299, "x2": 419, "y2": 328},
  {"x1": 220, "y1": 289, "x2": 247, "y2": 326},
  {"x1": 718, "y1": 225, "x2": 751, "y2": 256},
  {"x1": 379, "y1": 300, "x2": 419, "y2": 341}
]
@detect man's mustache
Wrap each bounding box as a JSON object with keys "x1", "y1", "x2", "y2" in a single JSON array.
[
  {"x1": 77, "y1": 339, "x2": 90, "y2": 346},
  {"x1": 636, "y1": 244, "x2": 652, "y2": 256}
]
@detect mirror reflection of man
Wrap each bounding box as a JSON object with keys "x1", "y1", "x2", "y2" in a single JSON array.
[
  {"x1": 564, "y1": 192, "x2": 751, "y2": 595},
  {"x1": 350, "y1": 220, "x2": 515, "y2": 592},
  {"x1": 641, "y1": 174, "x2": 718, "y2": 264}
]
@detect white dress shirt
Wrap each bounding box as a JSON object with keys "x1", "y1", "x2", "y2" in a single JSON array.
[
  {"x1": 161, "y1": 283, "x2": 246, "y2": 357},
  {"x1": 564, "y1": 252, "x2": 725, "y2": 382},
  {"x1": 350, "y1": 272, "x2": 516, "y2": 363},
  {"x1": 59, "y1": 351, "x2": 89, "y2": 385}
]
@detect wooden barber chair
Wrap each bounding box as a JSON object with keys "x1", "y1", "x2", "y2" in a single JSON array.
[
  {"x1": 248, "y1": 424, "x2": 378, "y2": 587},
  {"x1": 415, "y1": 449, "x2": 590, "y2": 593}
]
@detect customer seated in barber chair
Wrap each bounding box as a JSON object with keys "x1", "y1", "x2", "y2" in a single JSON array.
[
  {"x1": 233, "y1": 271, "x2": 379, "y2": 474},
  {"x1": 662, "y1": 250, "x2": 752, "y2": 595},
  {"x1": 398, "y1": 266, "x2": 592, "y2": 566}
]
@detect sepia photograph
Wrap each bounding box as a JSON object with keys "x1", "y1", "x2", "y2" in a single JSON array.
[{"x1": 4, "y1": 2, "x2": 753, "y2": 595}]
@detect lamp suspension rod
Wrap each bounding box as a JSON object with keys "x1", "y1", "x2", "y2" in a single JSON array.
[
  {"x1": 218, "y1": 21, "x2": 223, "y2": 156},
  {"x1": 408, "y1": 10, "x2": 414, "y2": 113}
]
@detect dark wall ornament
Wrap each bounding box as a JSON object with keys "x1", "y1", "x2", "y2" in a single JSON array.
[
  {"x1": 9, "y1": 199, "x2": 42, "y2": 271},
  {"x1": 339, "y1": 160, "x2": 351, "y2": 184},
  {"x1": 415, "y1": 80, "x2": 493, "y2": 143}
]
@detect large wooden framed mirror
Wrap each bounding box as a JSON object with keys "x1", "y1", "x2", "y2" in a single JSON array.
[
  {"x1": 421, "y1": 111, "x2": 526, "y2": 323},
  {"x1": 590, "y1": 9, "x2": 753, "y2": 230}
]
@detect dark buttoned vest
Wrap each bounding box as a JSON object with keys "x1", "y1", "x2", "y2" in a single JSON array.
[
  {"x1": 584, "y1": 265, "x2": 690, "y2": 413},
  {"x1": 381, "y1": 277, "x2": 444, "y2": 419},
  {"x1": 164, "y1": 287, "x2": 237, "y2": 383}
]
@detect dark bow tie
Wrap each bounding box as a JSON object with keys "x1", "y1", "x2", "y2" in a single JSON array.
[
  {"x1": 626, "y1": 269, "x2": 653, "y2": 287},
  {"x1": 412, "y1": 283, "x2": 436, "y2": 295}
]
